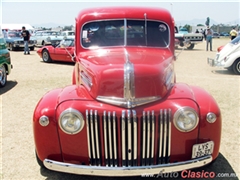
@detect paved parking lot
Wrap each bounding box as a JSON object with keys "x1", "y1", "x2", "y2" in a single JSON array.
[{"x1": 1, "y1": 37, "x2": 239, "y2": 180}]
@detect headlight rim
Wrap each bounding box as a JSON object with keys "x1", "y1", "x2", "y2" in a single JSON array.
[
  {"x1": 59, "y1": 108, "x2": 85, "y2": 135},
  {"x1": 173, "y1": 106, "x2": 199, "y2": 132}
]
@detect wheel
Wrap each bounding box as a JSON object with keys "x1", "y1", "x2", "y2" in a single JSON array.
[
  {"x1": 9, "y1": 43, "x2": 15, "y2": 51},
  {"x1": 233, "y1": 58, "x2": 240, "y2": 75},
  {"x1": 42, "y1": 49, "x2": 52, "y2": 63},
  {"x1": 0, "y1": 65, "x2": 7, "y2": 87},
  {"x1": 30, "y1": 46, "x2": 35, "y2": 51},
  {"x1": 35, "y1": 151, "x2": 45, "y2": 168},
  {"x1": 186, "y1": 43, "x2": 195, "y2": 50}
]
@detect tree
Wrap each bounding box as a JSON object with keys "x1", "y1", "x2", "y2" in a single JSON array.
[
  {"x1": 183, "y1": 24, "x2": 191, "y2": 32},
  {"x1": 205, "y1": 17, "x2": 210, "y2": 26}
]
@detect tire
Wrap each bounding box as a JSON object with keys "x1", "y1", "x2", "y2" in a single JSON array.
[
  {"x1": 9, "y1": 43, "x2": 15, "y2": 51},
  {"x1": 42, "y1": 49, "x2": 52, "y2": 63},
  {"x1": 186, "y1": 43, "x2": 195, "y2": 50},
  {"x1": 35, "y1": 151, "x2": 45, "y2": 168},
  {"x1": 233, "y1": 58, "x2": 240, "y2": 75},
  {"x1": 0, "y1": 65, "x2": 7, "y2": 87}
]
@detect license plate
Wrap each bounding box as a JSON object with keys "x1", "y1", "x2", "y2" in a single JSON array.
[{"x1": 192, "y1": 141, "x2": 214, "y2": 159}]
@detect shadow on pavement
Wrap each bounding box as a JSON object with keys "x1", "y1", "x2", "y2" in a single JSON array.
[{"x1": 0, "y1": 80, "x2": 18, "y2": 95}]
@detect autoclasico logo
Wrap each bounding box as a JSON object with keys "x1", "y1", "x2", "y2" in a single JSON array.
[
  {"x1": 154, "y1": 170, "x2": 215, "y2": 178},
  {"x1": 181, "y1": 170, "x2": 215, "y2": 178}
]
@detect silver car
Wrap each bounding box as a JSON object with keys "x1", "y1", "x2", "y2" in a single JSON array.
[{"x1": 33, "y1": 31, "x2": 64, "y2": 46}]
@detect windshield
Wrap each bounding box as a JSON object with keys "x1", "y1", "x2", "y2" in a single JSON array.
[
  {"x1": 59, "y1": 39, "x2": 75, "y2": 47},
  {"x1": 231, "y1": 36, "x2": 240, "y2": 45},
  {"x1": 42, "y1": 31, "x2": 60, "y2": 36},
  {"x1": 81, "y1": 19, "x2": 169, "y2": 48},
  {"x1": 7, "y1": 32, "x2": 21, "y2": 38}
]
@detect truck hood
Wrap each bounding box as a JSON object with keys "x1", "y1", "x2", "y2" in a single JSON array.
[{"x1": 79, "y1": 47, "x2": 175, "y2": 108}]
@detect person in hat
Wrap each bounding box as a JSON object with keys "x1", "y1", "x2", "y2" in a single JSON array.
[
  {"x1": 21, "y1": 26, "x2": 30, "y2": 54},
  {"x1": 205, "y1": 26, "x2": 213, "y2": 51},
  {"x1": 230, "y1": 27, "x2": 238, "y2": 40}
]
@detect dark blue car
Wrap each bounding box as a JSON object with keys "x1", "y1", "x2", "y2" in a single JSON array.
[{"x1": 3, "y1": 31, "x2": 36, "y2": 51}]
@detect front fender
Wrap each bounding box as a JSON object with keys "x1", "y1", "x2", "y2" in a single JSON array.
[
  {"x1": 191, "y1": 86, "x2": 221, "y2": 161},
  {"x1": 33, "y1": 88, "x2": 63, "y2": 162}
]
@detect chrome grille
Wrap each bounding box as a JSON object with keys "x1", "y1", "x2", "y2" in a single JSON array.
[{"x1": 86, "y1": 109, "x2": 171, "y2": 167}]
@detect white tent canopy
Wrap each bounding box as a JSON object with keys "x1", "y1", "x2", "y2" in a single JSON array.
[{"x1": 1, "y1": 24, "x2": 35, "y2": 31}]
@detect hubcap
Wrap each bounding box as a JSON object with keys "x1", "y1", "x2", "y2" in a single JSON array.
[
  {"x1": 237, "y1": 61, "x2": 240, "y2": 73},
  {"x1": 43, "y1": 51, "x2": 48, "y2": 61},
  {"x1": 0, "y1": 66, "x2": 6, "y2": 85}
]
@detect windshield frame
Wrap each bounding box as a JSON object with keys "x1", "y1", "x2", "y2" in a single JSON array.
[{"x1": 81, "y1": 18, "x2": 170, "y2": 49}]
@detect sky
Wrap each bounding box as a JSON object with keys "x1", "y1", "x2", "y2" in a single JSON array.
[{"x1": 0, "y1": 0, "x2": 240, "y2": 28}]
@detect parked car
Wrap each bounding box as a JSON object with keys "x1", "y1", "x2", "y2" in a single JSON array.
[
  {"x1": 33, "y1": 31, "x2": 64, "y2": 46},
  {"x1": 37, "y1": 38, "x2": 75, "y2": 63},
  {"x1": 212, "y1": 32, "x2": 220, "y2": 38},
  {"x1": 0, "y1": 36, "x2": 12, "y2": 87},
  {"x1": 61, "y1": 31, "x2": 75, "y2": 39},
  {"x1": 175, "y1": 26, "x2": 203, "y2": 50},
  {"x1": 220, "y1": 32, "x2": 229, "y2": 36},
  {"x1": 33, "y1": 7, "x2": 222, "y2": 176},
  {"x1": 3, "y1": 31, "x2": 36, "y2": 51},
  {"x1": 208, "y1": 36, "x2": 240, "y2": 74}
]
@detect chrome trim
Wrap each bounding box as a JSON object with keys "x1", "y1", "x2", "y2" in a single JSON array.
[
  {"x1": 158, "y1": 110, "x2": 163, "y2": 163},
  {"x1": 142, "y1": 111, "x2": 146, "y2": 165},
  {"x1": 90, "y1": 110, "x2": 96, "y2": 160},
  {"x1": 163, "y1": 109, "x2": 167, "y2": 158},
  {"x1": 96, "y1": 96, "x2": 161, "y2": 109},
  {"x1": 133, "y1": 110, "x2": 137, "y2": 166},
  {"x1": 124, "y1": 50, "x2": 135, "y2": 103},
  {"x1": 80, "y1": 71, "x2": 92, "y2": 90},
  {"x1": 94, "y1": 110, "x2": 100, "y2": 165},
  {"x1": 151, "y1": 110, "x2": 155, "y2": 165},
  {"x1": 86, "y1": 109, "x2": 171, "y2": 167},
  {"x1": 168, "y1": 109, "x2": 171, "y2": 159},
  {"x1": 86, "y1": 110, "x2": 91, "y2": 164},
  {"x1": 146, "y1": 111, "x2": 150, "y2": 165},
  {"x1": 112, "y1": 112, "x2": 117, "y2": 167},
  {"x1": 103, "y1": 111, "x2": 108, "y2": 166},
  {"x1": 108, "y1": 111, "x2": 113, "y2": 166},
  {"x1": 127, "y1": 110, "x2": 132, "y2": 166},
  {"x1": 44, "y1": 155, "x2": 213, "y2": 177},
  {"x1": 121, "y1": 111, "x2": 126, "y2": 166}
]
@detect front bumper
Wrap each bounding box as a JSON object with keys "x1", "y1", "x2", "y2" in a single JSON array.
[
  {"x1": 43, "y1": 155, "x2": 212, "y2": 176},
  {"x1": 207, "y1": 57, "x2": 224, "y2": 67},
  {"x1": 13, "y1": 44, "x2": 35, "y2": 48}
]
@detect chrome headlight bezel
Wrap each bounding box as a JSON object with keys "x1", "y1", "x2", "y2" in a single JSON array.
[
  {"x1": 59, "y1": 108, "x2": 85, "y2": 135},
  {"x1": 173, "y1": 107, "x2": 199, "y2": 132}
]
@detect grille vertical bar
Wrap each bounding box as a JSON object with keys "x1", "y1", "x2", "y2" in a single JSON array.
[
  {"x1": 86, "y1": 109, "x2": 171, "y2": 167},
  {"x1": 121, "y1": 111, "x2": 126, "y2": 166},
  {"x1": 103, "y1": 111, "x2": 108, "y2": 166},
  {"x1": 127, "y1": 110, "x2": 132, "y2": 166},
  {"x1": 112, "y1": 112, "x2": 118, "y2": 167}
]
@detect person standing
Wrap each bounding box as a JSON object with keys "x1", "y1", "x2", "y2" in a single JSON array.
[
  {"x1": 21, "y1": 26, "x2": 30, "y2": 54},
  {"x1": 205, "y1": 26, "x2": 213, "y2": 51},
  {"x1": 230, "y1": 27, "x2": 238, "y2": 40}
]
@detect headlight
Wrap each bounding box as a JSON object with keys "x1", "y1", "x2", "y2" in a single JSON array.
[
  {"x1": 59, "y1": 108, "x2": 84, "y2": 134},
  {"x1": 173, "y1": 107, "x2": 199, "y2": 132}
]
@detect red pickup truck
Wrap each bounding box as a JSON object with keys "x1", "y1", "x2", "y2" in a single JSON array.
[{"x1": 33, "y1": 6, "x2": 221, "y2": 177}]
